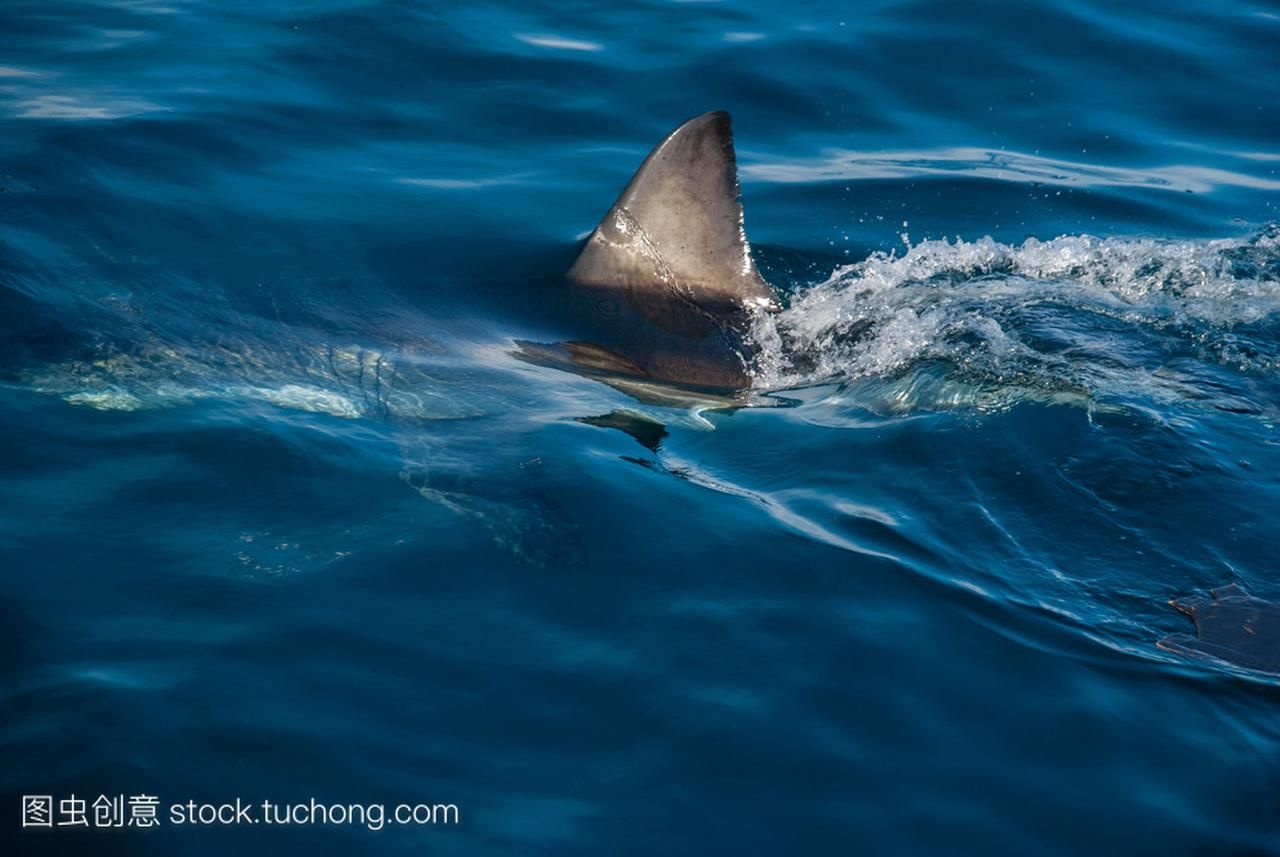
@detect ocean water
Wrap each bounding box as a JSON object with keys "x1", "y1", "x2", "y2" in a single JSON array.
[{"x1": 2, "y1": 0, "x2": 1279, "y2": 853}]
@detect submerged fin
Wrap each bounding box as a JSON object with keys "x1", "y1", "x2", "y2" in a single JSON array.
[
  {"x1": 568, "y1": 111, "x2": 776, "y2": 311},
  {"x1": 1157, "y1": 583, "x2": 1280, "y2": 676},
  {"x1": 576, "y1": 410, "x2": 669, "y2": 452}
]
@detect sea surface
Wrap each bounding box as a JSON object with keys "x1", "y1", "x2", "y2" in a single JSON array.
[{"x1": 2, "y1": 1, "x2": 1279, "y2": 854}]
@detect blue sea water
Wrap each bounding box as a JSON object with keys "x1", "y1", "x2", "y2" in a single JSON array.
[{"x1": 2, "y1": 0, "x2": 1280, "y2": 853}]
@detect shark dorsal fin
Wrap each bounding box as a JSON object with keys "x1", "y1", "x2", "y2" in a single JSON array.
[{"x1": 568, "y1": 111, "x2": 776, "y2": 311}]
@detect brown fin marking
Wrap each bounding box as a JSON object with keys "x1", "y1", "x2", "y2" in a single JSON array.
[{"x1": 512, "y1": 339, "x2": 646, "y2": 379}]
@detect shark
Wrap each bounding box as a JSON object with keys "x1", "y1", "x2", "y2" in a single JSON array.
[{"x1": 516, "y1": 110, "x2": 780, "y2": 400}]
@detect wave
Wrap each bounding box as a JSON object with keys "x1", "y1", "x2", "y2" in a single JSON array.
[
  {"x1": 742, "y1": 146, "x2": 1280, "y2": 193},
  {"x1": 749, "y1": 228, "x2": 1280, "y2": 414}
]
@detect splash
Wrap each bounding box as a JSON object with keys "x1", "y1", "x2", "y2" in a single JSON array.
[{"x1": 750, "y1": 228, "x2": 1280, "y2": 413}]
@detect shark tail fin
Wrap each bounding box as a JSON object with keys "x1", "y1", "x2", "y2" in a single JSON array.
[{"x1": 568, "y1": 111, "x2": 777, "y2": 311}]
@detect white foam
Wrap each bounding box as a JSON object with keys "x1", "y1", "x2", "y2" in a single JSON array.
[
  {"x1": 750, "y1": 230, "x2": 1280, "y2": 411},
  {"x1": 242, "y1": 384, "x2": 362, "y2": 418},
  {"x1": 64, "y1": 389, "x2": 145, "y2": 411}
]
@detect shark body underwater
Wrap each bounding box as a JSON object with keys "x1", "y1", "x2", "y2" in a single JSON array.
[
  {"x1": 516, "y1": 110, "x2": 778, "y2": 398},
  {"x1": 523, "y1": 111, "x2": 1280, "y2": 679},
  {"x1": 11, "y1": 109, "x2": 1277, "y2": 679}
]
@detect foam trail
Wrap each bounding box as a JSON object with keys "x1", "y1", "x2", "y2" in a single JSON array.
[{"x1": 750, "y1": 229, "x2": 1280, "y2": 414}]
